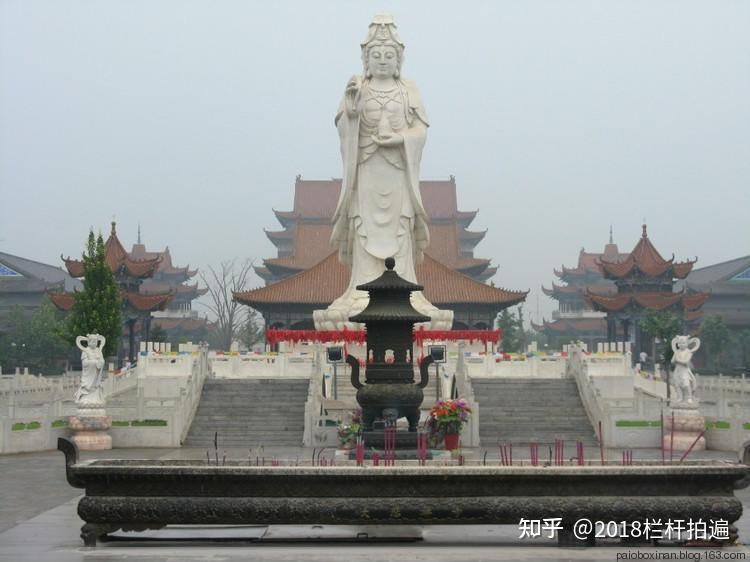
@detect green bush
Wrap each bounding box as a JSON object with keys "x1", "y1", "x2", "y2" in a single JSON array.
[
  {"x1": 743, "y1": 423, "x2": 750, "y2": 431},
  {"x1": 51, "y1": 420, "x2": 69, "y2": 428},
  {"x1": 11, "y1": 422, "x2": 26, "y2": 431},
  {"x1": 25, "y1": 421, "x2": 41, "y2": 430},
  {"x1": 706, "y1": 421, "x2": 731, "y2": 430},
  {"x1": 111, "y1": 420, "x2": 130, "y2": 427},
  {"x1": 131, "y1": 419, "x2": 167, "y2": 427}
]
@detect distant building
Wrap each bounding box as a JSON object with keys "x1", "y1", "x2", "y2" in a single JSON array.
[
  {"x1": 237, "y1": 176, "x2": 526, "y2": 330},
  {"x1": 682, "y1": 254, "x2": 750, "y2": 330},
  {"x1": 533, "y1": 230, "x2": 627, "y2": 348},
  {"x1": 50, "y1": 222, "x2": 174, "y2": 361},
  {"x1": 0, "y1": 252, "x2": 82, "y2": 333},
  {"x1": 585, "y1": 225, "x2": 709, "y2": 358},
  {"x1": 130, "y1": 235, "x2": 209, "y2": 340}
]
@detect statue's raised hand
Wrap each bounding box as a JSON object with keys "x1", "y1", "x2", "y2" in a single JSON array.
[{"x1": 371, "y1": 132, "x2": 404, "y2": 147}]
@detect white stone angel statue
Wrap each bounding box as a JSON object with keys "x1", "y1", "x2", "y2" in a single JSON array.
[
  {"x1": 670, "y1": 335, "x2": 700, "y2": 406},
  {"x1": 74, "y1": 333, "x2": 106, "y2": 407}
]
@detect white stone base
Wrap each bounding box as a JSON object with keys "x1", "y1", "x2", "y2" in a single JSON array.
[
  {"x1": 663, "y1": 407, "x2": 706, "y2": 453},
  {"x1": 69, "y1": 413, "x2": 112, "y2": 451}
]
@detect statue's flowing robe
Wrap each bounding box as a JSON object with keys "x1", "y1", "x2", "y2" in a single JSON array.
[{"x1": 331, "y1": 78, "x2": 430, "y2": 268}]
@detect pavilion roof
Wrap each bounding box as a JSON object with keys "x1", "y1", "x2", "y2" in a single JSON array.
[
  {"x1": 235, "y1": 252, "x2": 526, "y2": 309},
  {"x1": 542, "y1": 282, "x2": 615, "y2": 299},
  {"x1": 130, "y1": 244, "x2": 197, "y2": 278},
  {"x1": 585, "y1": 289, "x2": 709, "y2": 313},
  {"x1": 597, "y1": 225, "x2": 697, "y2": 280},
  {"x1": 62, "y1": 222, "x2": 162, "y2": 280},
  {"x1": 554, "y1": 243, "x2": 628, "y2": 280},
  {"x1": 48, "y1": 288, "x2": 174, "y2": 313}
]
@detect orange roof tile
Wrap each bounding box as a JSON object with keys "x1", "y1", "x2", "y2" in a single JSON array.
[
  {"x1": 598, "y1": 225, "x2": 696, "y2": 280},
  {"x1": 585, "y1": 290, "x2": 709, "y2": 313},
  {"x1": 124, "y1": 291, "x2": 174, "y2": 312},
  {"x1": 236, "y1": 252, "x2": 526, "y2": 308},
  {"x1": 47, "y1": 291, "x2": 76, "y2": 311},
  {"x1": 63, "y1": 222, "x2": 161, "y2": 279}
]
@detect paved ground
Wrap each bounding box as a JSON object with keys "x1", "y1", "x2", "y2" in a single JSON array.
[{"x1": 1, "y1": 445, "x2": 749, "y2": 561}]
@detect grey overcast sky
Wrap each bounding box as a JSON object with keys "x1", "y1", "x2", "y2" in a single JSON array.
[{"x1": 1, "y1": 0, "x2": 748, "y2": 325}]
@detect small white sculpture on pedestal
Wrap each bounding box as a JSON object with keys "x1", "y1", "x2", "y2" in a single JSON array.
[
  {"x1": 663, "y1": 335, "x2": 705, "y2": 452},
  {"x1": 670, "y1": 335, "x2": 700, "y2": 407},
  {"x1": 69, "y1": 333, "x2": 112, "y2": 450},
  {"x1": 74, "y1": 334, "x2": 106, "y2": 407}
]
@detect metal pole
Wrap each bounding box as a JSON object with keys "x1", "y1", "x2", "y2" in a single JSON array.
[
  {"x1": 333, "y1": 362, "x2": 338, "y2": 400},
  {"x1": 435, "y1": 362, "x2": 440, "y2": 401}
]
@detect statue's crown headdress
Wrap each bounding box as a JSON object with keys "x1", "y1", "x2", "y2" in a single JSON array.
[{"x1": 361, "y1": 13, "x2": 404, "y2": 50}]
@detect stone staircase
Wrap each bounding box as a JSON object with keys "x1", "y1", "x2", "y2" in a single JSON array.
[
  {"x1": 472, "y1": 378, "x2": 599, "y2": 446},
  {"x1": 184, "y1": 378, "x2": 309, "y2": 447}
]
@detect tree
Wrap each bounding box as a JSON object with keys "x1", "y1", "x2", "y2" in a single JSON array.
[
  {"x1": 0, "y1": 302, "x2": 70, "y2": 374},
  {"x1": 700, "y1": 315, "x2": 731, "y2": 372},
  {"x1": 239, "y1": 308, "x2": 265, "y2": 350},
  {"x1": 66, "y1": 230, "x2": 122, "y2": 357},
  {"x1": 641, "y1": 309, "x2": 682, "y2": 367},
  {"x1": 200, "y1": 259, "x2": 254, "y2": 351},
  {"x1": 149, "y1": 324, "x2": 168, "y2": 343},
  {"x1": 496, "y1": 308, "x2": 520, "y2": 353}
]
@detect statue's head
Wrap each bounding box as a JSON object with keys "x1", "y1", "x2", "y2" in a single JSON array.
[
  {"x1": 86, "y1": 334, "x2": 103, "y2": 349},
  {"x1": 674, "y1": 335, "x2": 690, "y2": 350},
  {"x1": 361, "y1": 13, "x2": 404, "y2": 79}
]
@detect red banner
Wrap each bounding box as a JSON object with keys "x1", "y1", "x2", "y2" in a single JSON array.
[{"x1": 266, "y1": 328, "x2": 501, "y2": 346}]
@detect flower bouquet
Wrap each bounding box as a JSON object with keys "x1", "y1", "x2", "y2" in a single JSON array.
[
  {"x1": 337, "y1": 408, "x2": 362, "y2": 449},
  {"x1": 426, "y1": 399, "x2": 472, "y2": 450}
]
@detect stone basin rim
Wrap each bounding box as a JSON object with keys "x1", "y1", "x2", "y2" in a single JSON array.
[{"x1": 70, "y1": 461, "x2": 749, "y2": 477}]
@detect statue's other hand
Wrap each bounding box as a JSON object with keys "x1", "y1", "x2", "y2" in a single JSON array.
[
  {"x1": 346, "y1": 75, "x2": 361, "y2": 97},
  {"x1": 372, "y1": 133, "x2": 404, "y2": 147}
]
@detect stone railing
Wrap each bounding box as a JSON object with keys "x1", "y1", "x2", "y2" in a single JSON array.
[
  {"x1": 1, "y1": 345, "x2": 210, "y2": 453},
  {"x1": 209, "y1": 352, "x2": 316, "y2": 379},
  {"x1": 568, "y1": 345, "x2": 667, "y2": 448},
  {"x1": 108, "y1": 344, "x2": 210, "y2": 447}
]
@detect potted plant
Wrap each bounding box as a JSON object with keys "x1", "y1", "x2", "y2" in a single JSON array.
[
  {"x1": 337, "y1": 409, "x2": 362, "y2": 450},
  {"x1": 427, "y1": 399, "x2": 472, "y2": 450}
]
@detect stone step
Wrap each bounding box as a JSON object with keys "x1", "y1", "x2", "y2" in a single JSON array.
[
  {"x1": 472, "y1": 377, "x2": 597, "y2": 446},
  {"x1": 184, "y1": 378, "x2": 309, "y2": 448}
]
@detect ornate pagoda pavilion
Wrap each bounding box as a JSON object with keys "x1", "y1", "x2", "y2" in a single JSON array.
[
  {"x1": 129, "y1": 232, "x2": 209, "y2": 339},
  {"x1": 585, "y1": 225, "x2": 709, "y2": 358},
  {"x1": 533, "y1": 230, "x2": 628, "y2": 347},
  {"x1": 49, "y1": 222, "x2": 175, "y2": 362},
  {"x1": 238, "y1": 176, "x2": 526, "y2": 329}
]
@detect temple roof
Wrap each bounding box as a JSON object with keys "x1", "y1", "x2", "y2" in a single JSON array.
[
  {"x1": 597, "y1": 225, "x2": 697, "y2": 280},
  {"x1": 48, "y1": 289, "x2": 174, "y2": 313},
  {"x1": 554, "y1": 243, "x2": 628, "y2": 280},
  {"x1": 235, "y1": 252, "x2": 527, "y2": 309},
  {"x1": 130, "y1": 244, "x2": 197, "y2": 278},
  {"x1": 585, "y1": 289, "x2": 709, "y2": 313},
  {"x1": 261, "y1": 215, "x2": 495, "y2": 281},
  {"x1": 63, "y1": 222, "x2": 162, "y2": 280},
  {"x1": 542, "y1": 282, "x2": 615, "y2": 299},
  {"x1": 141, "y1": 281, "x2": 208, "y2": 299}
]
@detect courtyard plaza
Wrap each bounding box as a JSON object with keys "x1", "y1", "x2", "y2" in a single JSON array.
[{"x1": 0, "y1": 445, "x2": 748, "y2": 561}]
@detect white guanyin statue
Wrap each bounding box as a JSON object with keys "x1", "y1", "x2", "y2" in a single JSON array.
[
  {"x1": 74, "y1": 333, "x2": 106, "y2": 408},
  {"x1": 670, "y1": 335, "x2": 700, "y2": 407},
  {"x1": 313, "y1": 13, "x2": 453, "y2": 331}
]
